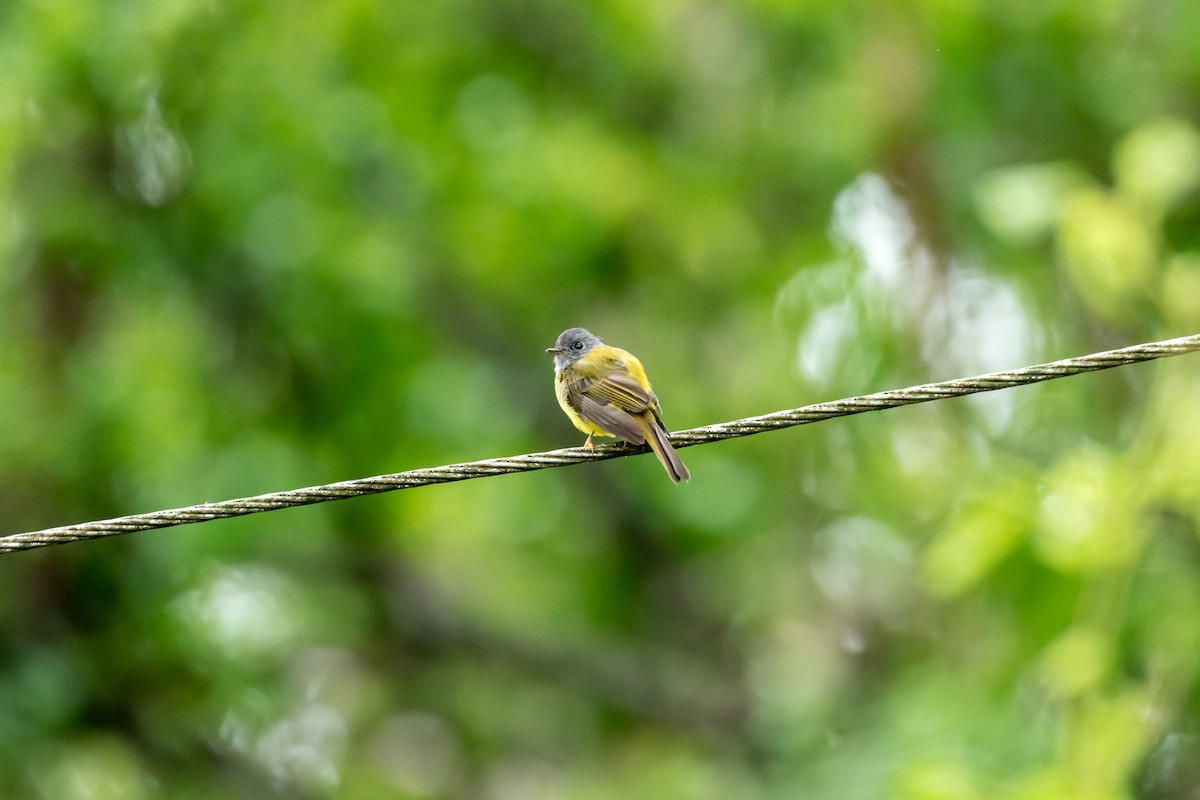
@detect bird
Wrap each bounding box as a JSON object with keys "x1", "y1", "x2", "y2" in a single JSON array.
[{"x1": 546, "y1": 327, "x2": 690, "y2": 484}]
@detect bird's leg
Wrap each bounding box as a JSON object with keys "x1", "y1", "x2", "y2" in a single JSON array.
[{"x1": 583, "y1": 432, "x2": 595, "y2": 452}]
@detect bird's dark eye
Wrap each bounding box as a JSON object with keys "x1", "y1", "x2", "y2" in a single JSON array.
[{"x1": 571, "y1": 342, "x2": 584, "y2": 350}]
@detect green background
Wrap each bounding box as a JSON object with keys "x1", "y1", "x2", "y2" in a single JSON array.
[{"x1": 3, "y1": 1, "x2": 1200, "y2": 797}]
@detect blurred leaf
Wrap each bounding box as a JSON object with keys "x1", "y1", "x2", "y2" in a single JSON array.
[
  {"x1": 1034, "y1": 446, "x2": 1146, "y2": 574},
  {"x1": 1062, "y1": 688, "x2": 1161, "y2": 800},
  {"x1": 973, "y1": 162, "x2": 1091, "y2": 246},
  {"x1": 923, "y1": 472, "x2": 1035, "y2": 597},
  {"x1": 894, "y1": 757, "x2": 984, "y2": 800},
  {"x1": 33, "y1": 735, "x2": 153, "y2": 800},
  {"x1": 1037, "y1": 626, "x2": 1113, "y2": 699},
  {"x1": 1114, "y1": 118, "x2": 1200, "y2": 218},
  {"x1": 1161, "y1": 252, "x2": 1200, "y2": 329},
  {"x1": 1057, "y1": 188, "x2": 1158, "y2": 322}
]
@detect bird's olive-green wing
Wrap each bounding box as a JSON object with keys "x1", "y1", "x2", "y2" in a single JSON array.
[
  {"x1": 563, "y1": 372, "x2": 655, "y2": 444},
  {"x1": 576, "y1": 372, "x2": 657, "y2": 414},
  {"x1": 574, "y1": 396, "x2": 646, "y2": 444}
]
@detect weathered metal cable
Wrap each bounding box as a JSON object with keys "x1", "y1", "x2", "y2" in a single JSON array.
[{"x1": 4, "y1": 333, "x2": 1199, "y2": 554}]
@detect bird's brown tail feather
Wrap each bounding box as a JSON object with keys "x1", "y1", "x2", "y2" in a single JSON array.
[{"x1": 640, "y1": 417, "x2": 690, "y2": 484}]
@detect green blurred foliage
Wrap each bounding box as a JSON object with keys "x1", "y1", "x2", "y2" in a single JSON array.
[{"x1": 1, "y1": 0, "x2": 1199, "y2": 797}]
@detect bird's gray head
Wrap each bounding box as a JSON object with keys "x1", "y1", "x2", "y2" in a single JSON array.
[{"x1": 546, "y1": 327, "x2": 602, "y2": 373}]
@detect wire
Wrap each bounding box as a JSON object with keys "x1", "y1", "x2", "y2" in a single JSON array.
[{"x1": 4, "y1": 333, "x2": 1199, "y2": 554}]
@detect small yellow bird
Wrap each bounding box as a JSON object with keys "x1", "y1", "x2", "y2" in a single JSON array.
[{"x1": 546, "y1": 327, "x2": 690, "y2": 483}]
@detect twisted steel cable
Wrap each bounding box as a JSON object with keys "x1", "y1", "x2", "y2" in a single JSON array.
[{"x1": 3, "y1": 333, "x2": 1198, "y2": 554}]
